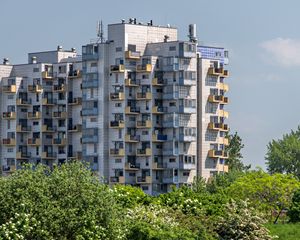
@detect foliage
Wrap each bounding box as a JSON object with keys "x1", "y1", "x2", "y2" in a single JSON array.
[
  {"x1": 266, "y1": 126, "x2": 300, "y2": 178},
  {"x1": 215, "y1": 200, "x2": 275, "y2": 240},
  {"x1": 266, "y1": 223, "x2": 300, "y2": 240},
  {"x1": 0, "y1": 162, "x2": 123, "y2": 240},
  {"x1": 226, "y1": 131, "x2": 250, "y2": 171},
  {"x1": 228, "y1": 170, "x2": 300, "y2": 220},
  {"x1": 288, "y1": 189, "x2": 300, "y2": 223}
]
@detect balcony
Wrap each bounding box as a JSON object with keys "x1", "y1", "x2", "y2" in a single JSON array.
[
  {"x1": 125, "y1": 106, "x2": 140, "y2": 114},
  {"x1": 16, "y1": 152, "x2": 31, "y2": 159},
  {"x1": 152, "y1": 106, "x2": 166, "y2": 114},
  {"x1": 152, "y1": 162, "x2": 165, "y2": 170},
  {"x1": 179, "y1": 162, "x2": 196, "y2": 170},
  {"x1": 42, "y1": 98, "x2": 55, "y2": 105},
  {"x1": 16, "y1": 125, "x2": 31, "y2": 132},
  {"x1": 216, "y1": 163, "x2": 229, "y2": 172},
  {"x1": 68, "y1": 124, "x2": 82, "y2": 132},
  {"x1": 42, "y1": 152, "x2": 57, "y2": 159},
  {"x1": 2, "y1": 85, "x2": 16, "y2": 93},
  {"x1": 152, "y1": 78, "x2": 164, "y2": 86},
  {"x1": 136, "y1": 120, "x2": 152, "y2": 128},
  {"x1": 52, "y1": 138, "x2": 67, "y2": 146},
  {"x1": 219, "y1": 137, "x2": 229, "y2": 146},
  {"x1": 68, "y1": 70, "x2": 82, "y2": 79},
  {"x1": 179, "y1": 78, "x2": 196, "y2": 86},
  {"x1": 42, "y1": 71, "x2": 54, "y2": 80},
  {"x1": 68, "y1": 97, "x2": 82, "y2": 105},
  {"x1": 110, "y1": 176, "x2": 125, "y2": 184},
  {"x1": 2, "y1": 138, "x2": 16, "y2": 146},
  {"x1": 27, "y1": 138, "x2": 41, "y2": 146},
  {"x1": 136, "y1": 176, "x2": 152, "y2": 184},
  {"x1": 152, "y1": 134, "x2": 167, "y2": 142},
  {"x1": 125, "y1": 134, "x2": 140, "y2": 142},
  {"x1": 53, "y1": 84, "x2": 66, "y2": 92},
  {"x1": 110, "y1": 64, "x2": 125, "y2": 73},
  {"x1": 110, "y1": 92, "x2": 125, "y2": 101},
  {"x1": 208, "y1": 67, "x2": 229, "y2": 77},
  {"x1": 28, "y1": 85, "x2": 42, "y2": 92},
  {"x1": 52, "y1": 111, "x2": 67, "y2": 119},
  {"x1": 82, "y1": 79, "x2": 98, "y2": 88},
  {"x1": 136, "y1": 64, "x2": 152, "y2": 72},
  {"x1": 82, "y1": 135, "x2": 98, "y2": 144},
  {"x1": 110, "y1": 148, "x2": 125, "y2": 157},
  {"x1": 136, "y1": 92, "x2": 152, "y2": 100},
  {"x1": 68, "y1": 151, "x2": 83, "y2": 160},
  {"x1": 208, "y1": 122, "x2": 229, "y2": 132},
  {"x1": 110, "y1": 120, "x2": 125, "y2": 128},
  {"x1": 217, "y1": 82, "x2": 229, "y2": 92},
  {"x1": 82, "y1": 108, "x2": 98, "y2": 116},
  {"x1": 42, "y1": 125, "x2": 56, "y2": 133},
  {"x1": 219, "y1": 110, "x2": 229, "y2": 118},
  {"x1": 125, "y1": 162, "x2": 140, "y2": 171},
  {"x1": 208, "y1": 150, "x2": 229, "y2": 159},
  {"x1": 27, "y1": 111, "x2": 41, "y2": 119},
  {"x1": 125, "y1": 78, "x2": 139, "y2": 87},
  {"x1": 16, "y1": 98, "x2": 31, "y2": 106},
  {"x1": 125, "y1": 50, "x2": 141, "y2": 60},
  {"x1": 208, "y1": 95, "x2": 229, "y2": 104},
  {"x1": 2, "y1": 165, "x2": 16, "y2": 173},
  {"x1": 2, "y1": 112, "x2": 16, "y2": 119},
  {"x1": 136, "y1": 148, "x2": 152, "y2": 156}
]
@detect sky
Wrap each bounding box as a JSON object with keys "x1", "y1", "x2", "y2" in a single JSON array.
[{"x1": 1, "y1": 0, "x2": 300, "y2": 169}]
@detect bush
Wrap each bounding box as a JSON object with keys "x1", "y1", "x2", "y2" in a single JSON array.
[{"x1": 288, "y1": 189, "x2": 300, "y2": 223}]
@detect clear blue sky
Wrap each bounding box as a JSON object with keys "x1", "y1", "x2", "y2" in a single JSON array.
[{"x1": 1, "y1": 0, "x2": 299, "y2": 169}]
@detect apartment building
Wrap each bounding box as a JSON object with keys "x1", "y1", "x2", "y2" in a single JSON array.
[
  {"x1": 0, "y1": 19, "x2": 229, "y2": 195},
  {"x1": 0, "y1": 48, "x2": 82, "y2": 174},
  {"x1": 197, "y1": 46, "x2": 229, "y2": 179}
]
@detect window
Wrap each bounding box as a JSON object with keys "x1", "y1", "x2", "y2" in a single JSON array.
[
  {"x1": 169, "y1": 102, "x2": 176, "y2": 107},
  {"x1": 90, "y1": 117, "x2": 97, "y2": 122},
  {"x1": 116, "y1": 47, "x2": 122, "y2": 52},
  {"x1": 169, "y1": 46, "x2": 176, "y2": 51},
  {"x1": 91, "y1": 62, "x2": 97, "y2": 67},
  {"x1": 7, "y1": 95, "x2": 14, "y2": 100},
  {"x1": 115, "y1": 103, "x2": 122, "y2": 107},
  {"x1": 33, "y1": 121, "x2": 39, "y2": 126},
  {"x1": 7, "y1": 120, "x2": 10, "y2": 129},
  {"x1": 129, "y1": 172, "x2": 136, "y2": 177},
  {"x1": 118, "y1": 129, "x2": 122, "y2": 139},
  {"x1": 115, "y1": 159, "x2": 122, "y2": 163},
  {"x1": 94, "y1": 144, "x2": 97, "y2": 153},
  {"x1": 169, "y1": 158, "x2": 176, "y2": 163},
  {"x1": 58, "y1": 66, "x2": 66, "y2": 73},
  {"x1": 183, "y1": 172, "x2": 189, "y2": 176},
  {"x1": 7, "y1": 148, "x2": 13, "y2": 153},
  {"x1": 33, "y1": 68, "x2": 39, "y2": 72},
  {"x1": 142, "y1": 186, "x2": 149, "y2": 191}
]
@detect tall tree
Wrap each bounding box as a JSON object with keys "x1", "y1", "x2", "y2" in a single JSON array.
[
  {"x1": 226, "y1": 132, "x2": 250, "y2": 171},
  {"x1": 266, "y1": 126, "x2": 300, "y2": 178}
]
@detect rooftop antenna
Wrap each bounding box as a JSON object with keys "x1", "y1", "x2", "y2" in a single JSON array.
[{"x1": 97, "y1": 20, "x2": 104, "y2": 43}]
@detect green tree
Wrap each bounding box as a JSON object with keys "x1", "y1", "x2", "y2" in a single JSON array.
[
  {"x1": 288, "y1": 189, "x2": 300, "y2": 223},
  {"x1": 228, "y1": 170, "x2": 300, "y2": 221},
  {"x1": 266, "y1": 126, "x2": 300, "y2": 178},
  {"x1": 226, "y1": 132, "x2": 250, "y2": 171},
  {"x1": 0, "y1": 162, "x2": 123, "y2": 240}
]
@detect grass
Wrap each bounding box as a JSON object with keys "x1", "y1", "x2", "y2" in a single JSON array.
[{"x1": 266, "y1": 223, "x2": 300, "y2": 240}]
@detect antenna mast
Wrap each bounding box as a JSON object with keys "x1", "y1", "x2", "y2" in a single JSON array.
[{"x1": 97, "y1": 20, "x2": 104, "y2": 43}]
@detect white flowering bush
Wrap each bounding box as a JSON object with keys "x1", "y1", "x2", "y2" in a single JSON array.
[{"x1": 215, "y1": 200, "x2": 276, "y2": 240}]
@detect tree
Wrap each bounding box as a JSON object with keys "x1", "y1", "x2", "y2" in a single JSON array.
[
  {"x1": 226, "y1": 132, "x2": 250, "y2": 171},
  {"x1": 266, "y1": 126, "x2": 300, "y2": 178},
  {"x1": 227, "y1": 170, "x2": 300, "y2": 221},
  {"x1": 0, "y1": 162, "x2": 123, "y2": 240},
  {"x1": 215, "y1": 200, "x2": 275, "y2": 240},
  {"x1": 288, "y1": 189, "x2": 300, "y2": 223}
]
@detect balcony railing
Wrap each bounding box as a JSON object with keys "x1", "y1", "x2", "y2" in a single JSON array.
[
  {"x1": 2, "y1": 85, "x2": 16, "y2": 93},
  {"x1": 178, "y1": 78, "x2": 196, "y2": 86},
  {"x1": 136, "y1": 148, "x2": 152, "y2": 156},
  {"x1": 27, "y1": 138, "x2": 41, "y2": 146},
  {"x1": 136, "y1": 92, "x2": 152, "y2": 100},
  {"x1": 125, "y1": 78, "x2": 139, "y2": 87},
  {"x1": 136, "y1": 176, "x2": 152, "y2": 184},
  {"x1": 82, "y1": 79, "x2": 98, "y2": 88},
  {"x1": 217, "y1": 82, "x2": 229, "y2": 92},
  {"x1": 68, "y1": 124, "x2": 82, "y2": 132},
  {"x1": 16, "y1": 151, "x2": 31, "y2": 159},
  {"x1": 68, "y1": 70, "x2": 82, "y2": 79},
  {"x1": 125, "y1": 50, "x2": 141, "y2": 59},
  {"x1": 218, "y1": 109, "x2": 229, "y2": 118},
  {"x1": 208, "y1": 95, "x2": 228, "y2": 104},
  {"x1": 110, "y1": 148, "x2": 125, "y2": 156},
  {"x1": 110, "y1": 120, "x2": 125, "y2": 128},
  {"x1": 53, "y1": 84, "x2": 66, "y2": 92},
  {"x1": 152, "y1": 162, "x2": 166, "y2": 170},
  {"x1": 52, "y1": 111, "x2": 67, "y2": 118},
  {"x1": 125, "y1": 162, "x2": 140, "y2": 170},
  {"x1": 208, "y1": 67, "x2": 229, "y2": 77},
  {"x1": 208, "y1": 150, "x2": 229, "y2": 159},
  {"x1": 52, "y1": 138, "x2": 67, "y2": 145},
  {"x1": 68, "y1": 97, "x2": 82, "y2": 105},
  {"x1": 27, "y1": 111, "x2": 41, "y2": 119},
  {"x1": 136, "y1": 120, "x2": 152, "y2": 128},
  {"x1": 110, "y1": 64, "x2": 125, "y2": 72},
  {"x1": 2, "y1": 112, "x2": 16, "y2": 119},
  {"x1": 152, "y1": 78, "x2": 164, "y2": 86},
  {"x1": 16, "y1": 125, "x2": 31, "y2": 132},
  {"x1": 136, "y1": 64, "x2": 152, "y2": 72},
  {"x1": 109, "y1": 176, "x2": 125, "y2": 184},
  {"x1": 2, "y1": 138, "x2": 16, "y2": 146},
  {"x1": 110, "y1": 92, "x2": 125, "y2": 101},
  {"x1": 208, "y1": 122, "x2": 229, "y2": 132},
  {"x1": 28, "y1": 85, "x2": 42, "y2": 92},
  {"x1": 41, "y1": 152, "x2": 57, "y2": 159},
  {"x1": 16, "y1": 98, "x2": 31, "y2": 106},
  {"x1": 42, "y1": 98, "x2": 55, "y2": 105},
  {"x1": 42, "y1": 71, "x2": 55, "y2": 80},
  {"x1": 125, "y1": 106, "x2": 140, "y2": 114},
  {"x1": 152, "y1": 134, "x2": 167, "y2": 142},
  {"x1": 68, "y1": 151, "x2": 83, "y2": 160},
  {"x1": 42, "y1": 125, "x2": 56, "y2": 132},
  {"x1": 216, "y1": 163, "x2": 229, "y2": 172},
  {"x1": 152, "y1": 106, "x2": 167, "y2": 114},
  {"x1": 125, "y1": 134, "x2": 140, "y2": 142}
]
